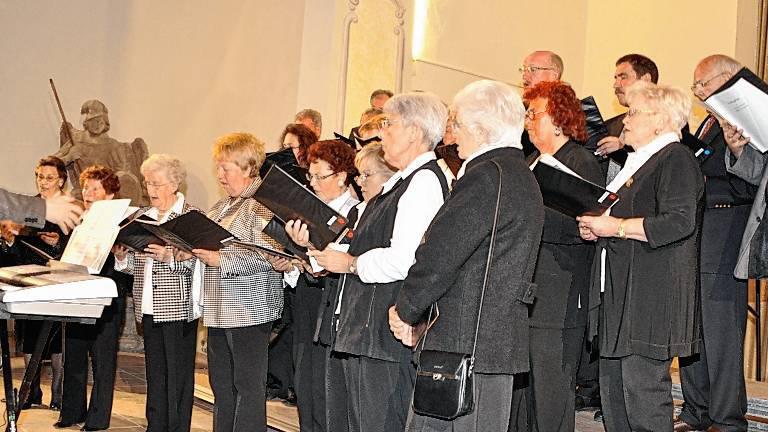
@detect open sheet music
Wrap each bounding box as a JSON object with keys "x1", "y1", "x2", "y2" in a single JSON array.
[
  {"x1": 530, "y1": 154, "x2": 619, "y2": 217},
  {"x1": 60, "y1": 199, "x2": 133, "y2": 274},
  {"x1": 703, "y1": 67, "x2": 768, "y2": 153},
  {"x1": 136, "y1": 210, "x2": 236, "y2": 253}
]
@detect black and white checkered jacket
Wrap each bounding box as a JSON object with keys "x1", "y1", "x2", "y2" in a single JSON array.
[
  {"x1": 120, "y1": 200, "x2": 198, "y2": 324},
  {"x1": 200, "y1": 178, "x2": 284, "y2": 328}
]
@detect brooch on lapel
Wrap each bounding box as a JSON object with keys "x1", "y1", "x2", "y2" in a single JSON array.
[{"x1": 625, "y1": 177, "x2": 634, "y2": 188}]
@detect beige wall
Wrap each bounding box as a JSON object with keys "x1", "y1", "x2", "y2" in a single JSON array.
[
  {"x1": 0, "y1": 0, "x2": 308, "y2": 208},
  {"x1": 403, "y1": 0, "x2": 759, "y2": 131}
]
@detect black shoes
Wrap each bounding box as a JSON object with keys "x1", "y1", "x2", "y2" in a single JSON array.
[
  {"x1": 49, "y1": 401, "x2": 61, "y2": 411},
  {"x1": 81, "y1": 426, "x2": 108, "y2": 431},
  {"x1": 54, "y1": 420, "x2": 82, "y2": 428}
]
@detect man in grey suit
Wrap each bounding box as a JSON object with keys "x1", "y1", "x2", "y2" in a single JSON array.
[
  {"x1": 0, "y1": 188, "x2": 82, "y2": 233},
  {"x1": 676, "y1": 54, "x2": 754, "y2": 432}
]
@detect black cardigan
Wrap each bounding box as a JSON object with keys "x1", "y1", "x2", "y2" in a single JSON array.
[
  {"x1": 396, "y1": 147, "x2": 544, "y2": 374},
  {"x1": 590, "y1": 142, "x2": 704, "y2": 360}
]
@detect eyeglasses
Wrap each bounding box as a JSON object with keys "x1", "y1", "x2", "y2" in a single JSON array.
[
  {"x1": 626, "y1": 108, "x2": 657, "y2": 117},
  {"x1": 143, "y1": 181, "x2": 170, "y2": 188},
  {"x1": 518, "y1": 65, "x2": 555, "y2": 74},
  {"x1": 36, "y1": 175, "x2": 59, "y2": 182},
  {"x1": 525, "y1": 108, "x2": 547, "y2": 120},
  {"x1": 691, "y1": 72, "x2": 728, "y2": 92},
  {"x1": 306, "y1": 172, "x2": 336, "y2": 182},
  {"x1": 355, "y1": 171, "x2": 387, "y2": 183},
  {"x1": 379, "y1": 117, "x2": 400, "y2": 129}
]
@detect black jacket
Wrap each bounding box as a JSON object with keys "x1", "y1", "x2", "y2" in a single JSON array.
[
  {"x1": 529, "y1": 140, "x2": 603, "y2": 329},
  {"x1": 396, "y1": 148, "x2": 544, "y2": 374}
]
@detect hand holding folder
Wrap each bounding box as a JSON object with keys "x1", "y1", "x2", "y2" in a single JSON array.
[
  {"x1": 131, "y1": 210, "x2": 236, "y2": 254},
  {"x1": 253, "y1": 165, "x2": 353, "y2": 250},
  {"x1": 703, "y1": 67, "x2": 768, "y2": 153},
  {"x1": 530, "y1": 154, "x2": 619, "y2": 217}
]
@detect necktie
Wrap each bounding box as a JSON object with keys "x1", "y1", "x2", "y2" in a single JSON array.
[{"x1": 698, "y1": 116, "x2": 717, "y2": 139}]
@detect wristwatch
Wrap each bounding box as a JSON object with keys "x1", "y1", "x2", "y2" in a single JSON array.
[
  {"x1": 348, "y1": 256, "x2": 358, "y2": 274},
  {"x1": 617, "y1": 219, "x2": 627, "y2": 240}
]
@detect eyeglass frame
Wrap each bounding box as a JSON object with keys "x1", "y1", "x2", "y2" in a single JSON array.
[
  {"x1": 306, "y1": 172, "x2": 337, "y2": 182},
  {"x1": 35, "y1": 174, "x2": 60, "y2": 182},
  {"x1": 379, "y1": 117, "x2": 402, "y2": 129},
  {"x1": 626, "y1": 108, "x2": 657, "y2": 117},
  {"x1": 355, "y1": 171, "x2": 388, "y2": 183},
  {"x1": 525, "y1": 108, "x2": 548, "y2": 120},
  {"x1": 691, "y1": 72, "x2": 728, "y2": 92},
  {"x1": 519, "y1": 65, "x2": 556, "y2": 74},
  {"x1": 143, "y1": 181, "x2": 171, "y2": 188}
]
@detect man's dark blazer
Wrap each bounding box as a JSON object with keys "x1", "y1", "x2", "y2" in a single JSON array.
[{"x1": 396, "y1": 147, "x2": 544, "y2": 375}]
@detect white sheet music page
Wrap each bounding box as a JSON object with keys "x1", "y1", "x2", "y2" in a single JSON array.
[
  {"x1": 60, "y1": 199, "x2": 131, "y2": 274},
  {"x1": 704, "y1": 78, "x2": 768, "y2": 153}
]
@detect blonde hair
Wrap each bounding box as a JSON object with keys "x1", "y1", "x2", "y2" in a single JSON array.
[
  {"x1": 358, "y1": 114, "x2": 386, "y2": 136},
  {"x1": 625, "y1": 81, "x2": 691, "y2": 137},
  {"x1": 355, "y1": 142, "x2": 396, "y2": 174},
  {"x1": 212, "y1": 132, "x2": 266, "y2": 178}
]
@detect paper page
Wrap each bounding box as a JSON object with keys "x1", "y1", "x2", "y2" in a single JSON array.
[
  {"x1": 81, "y1": 199, "x2": 131, "y2": 226},
  {"x1": 705, "y1": 78, "x2": 768, "y2": 153},
  {"x1": 534, "y1": 154, "x2": 586, "y2": 180}
]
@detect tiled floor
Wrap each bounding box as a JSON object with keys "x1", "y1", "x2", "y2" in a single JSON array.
[{"x1": 12, "y1": 353, "x2": 608, "y2": 431}]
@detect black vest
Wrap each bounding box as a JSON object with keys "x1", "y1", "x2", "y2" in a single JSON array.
[{"x1": 333, "y1": 159, "x2": 449, "y2": 361}]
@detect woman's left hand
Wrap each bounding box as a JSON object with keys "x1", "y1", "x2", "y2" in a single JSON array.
[
  {"x1": 267, "y1": 255, "x2": 294, "y2": 272},
  {"x1": 577, "y1": 215, "x2": 621, "y2": 240},
  {"x1": 193, "y1": 249, "x2": 221, "y2": 267},
  {"x1": 144, "y1": 244, "x2": 172, "y2": 263},
  {"x1": 307, "y1": 248, "x2": 353, "y2": 274}
]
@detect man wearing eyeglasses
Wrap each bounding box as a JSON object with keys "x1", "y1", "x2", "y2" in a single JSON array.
[
  {"x1": 519, "y1": 51, "x2": 564, "y2": 156},
  {"x1": 675, "y1": 54, "x2": 753, "y2": 432}
]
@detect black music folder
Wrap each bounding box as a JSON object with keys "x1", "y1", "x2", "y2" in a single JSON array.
[
  {"x1": 262, "y1": 217, "x2": 309, "y2": 262},
  {"x1": 133, "y1": 211, "x2": 235, "y2": 253},
  {"x1": 704, "y1": 67, "x2": 768, "y2": 153},
  {"x1": 116, "y1": 213, "x2": 165, "y2": 252},
  {"x1": 530, "y1": 154, "x2": 619, "y2": 217},
  {"x1": 253, "y1": 165, "x2": 352, "y2": 250},
  {"x1": 581, "y1": 96, "x2": 610, "y2": 152},
  {"x1": 230, "y1": 239, "x2": 298, "y2": 260}
]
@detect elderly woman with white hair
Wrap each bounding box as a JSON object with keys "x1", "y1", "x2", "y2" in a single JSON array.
[
  {"x1": 577, "y1": 82, "x2": 704, "y2": 431},
  {"x1": 387, "y1": 79, "x2": 545, "y2": 431},
  {"x1": 292, "y1": 91, "x2": 450, "y2": 432},
  {"x1": 113, "y1": 154, "x2": 200, "y2": 432}
]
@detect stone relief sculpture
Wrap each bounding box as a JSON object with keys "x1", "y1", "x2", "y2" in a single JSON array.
[{"x1": 55, "y1": 100, "x2": 149, "y2": 206}]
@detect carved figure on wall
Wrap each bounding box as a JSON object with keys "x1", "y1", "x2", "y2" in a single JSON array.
[{"x1": 55, "y1": 100, "x2": 149, "y2": 206}]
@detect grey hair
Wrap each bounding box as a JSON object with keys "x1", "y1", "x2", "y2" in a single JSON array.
[
  {"x1": 698, "y1": 54, "x2": 742, "y2": 78},
  {"x1": 140, "y1": 154, "x2": 187, "y2": 190},
  {"x1": 625, "y1": 81, "x2": 692, "y2": 137},
  {"x1": 452, "y1": 80, "x2": 526, "y2": 150},
  {"x1": 294, "y1": 109, "x2": 323, "y2": 130},
  {"x1": 383, "y1": 92, "x2": 448, "y2": 149}
]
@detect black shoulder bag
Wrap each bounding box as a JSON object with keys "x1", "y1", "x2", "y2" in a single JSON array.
[{"x1": 412, "y1": 161, "x2": 503, "y2": 420}]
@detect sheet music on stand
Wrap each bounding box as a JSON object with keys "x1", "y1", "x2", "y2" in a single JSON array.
[{"x1": 703, "y1": 67, "x2": 768, "y2": 153}]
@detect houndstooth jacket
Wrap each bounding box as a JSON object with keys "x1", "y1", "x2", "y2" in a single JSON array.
[
  {"x1": 199, "y1": 178, "x2": 284, "y2": 328},
  {"x1": 119, "y1": 198, "x2": 199, "y2": 324}
]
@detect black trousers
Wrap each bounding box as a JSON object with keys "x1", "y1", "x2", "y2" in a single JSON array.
[
  {"x1": 679, "y1": 274, "x2": 748, "y2": 431},
  {"x1": 142, "y1": 315, "x2": 198, "y2": 432},
  {"x1": 60, "y1": 297, "x2": 124, "y2": 428},
  {"x1": 267, "y1": 287, "x2": 294, "y2": 399},
  {"x1": 208, "y1": 322, "x2": 272, "y2": 432},
  {"x1": 407, "y1": 373, "x2": 515, "y2": 432},
  {"x1": 527, "y1": 326, "x2": 584, "y2": 432},
  {"x1": 600, "y1": 355, "x2": 673, "y2": 432},
  {"x1": 293, "y1": 281, "x2": 326, "y2": 431},
  {"x1": 341, "y1": 350, "x2": 415, "y2": 432},
  {"x1": 574, "y1": 327, "x2": 600, "y2": 406}
]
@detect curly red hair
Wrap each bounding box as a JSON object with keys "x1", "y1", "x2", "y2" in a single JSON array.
[
  {"x1": 307, "y1": 140, "x2": 357, "y2": 185},
  {"x1": 523, "y1": 81, "x2": 587, "y2": 142}
]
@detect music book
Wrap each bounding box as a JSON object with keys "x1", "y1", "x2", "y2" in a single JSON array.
[
  {"x1": 135, "y1": 210, "x2": 236, "y2": 253},
  {"x1": 703, "y1": 67, "x2": 768, "y2": 153},
  {"x1": 116, "y1": 211, "x2": 165, "y2": 252},
  {"x1": 261, "y1": 217, "x2": 309, "y2": 262},
  {"x1": 580, "y1": 96, "x2": 610, "y2": 152},
  {"x1": 260, "y1": 148, "x2": 309, "y2": 185},
  {"x1": 530, "y1": 154, "x2": 619, "y2": 217},
  {"x1": 253, "y1": 165, "x2": 353, "y2": 250},
  {"x1": 230, "y1": 240, "x2": 298, "y2": 260},
  {"x1": 60, "y1": 199, "x2": 132, "y2": 274}
]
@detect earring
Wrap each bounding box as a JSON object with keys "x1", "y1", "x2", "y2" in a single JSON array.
[
  {"x1": 554, "y1": 127, "x2": 562, "y2": 136},
  {"x1": 654, "y1": 129, "x2": 661, "y2": 135},
  {"x1": 338, "y1": 180, "x2": 344, "y2": 187}
]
